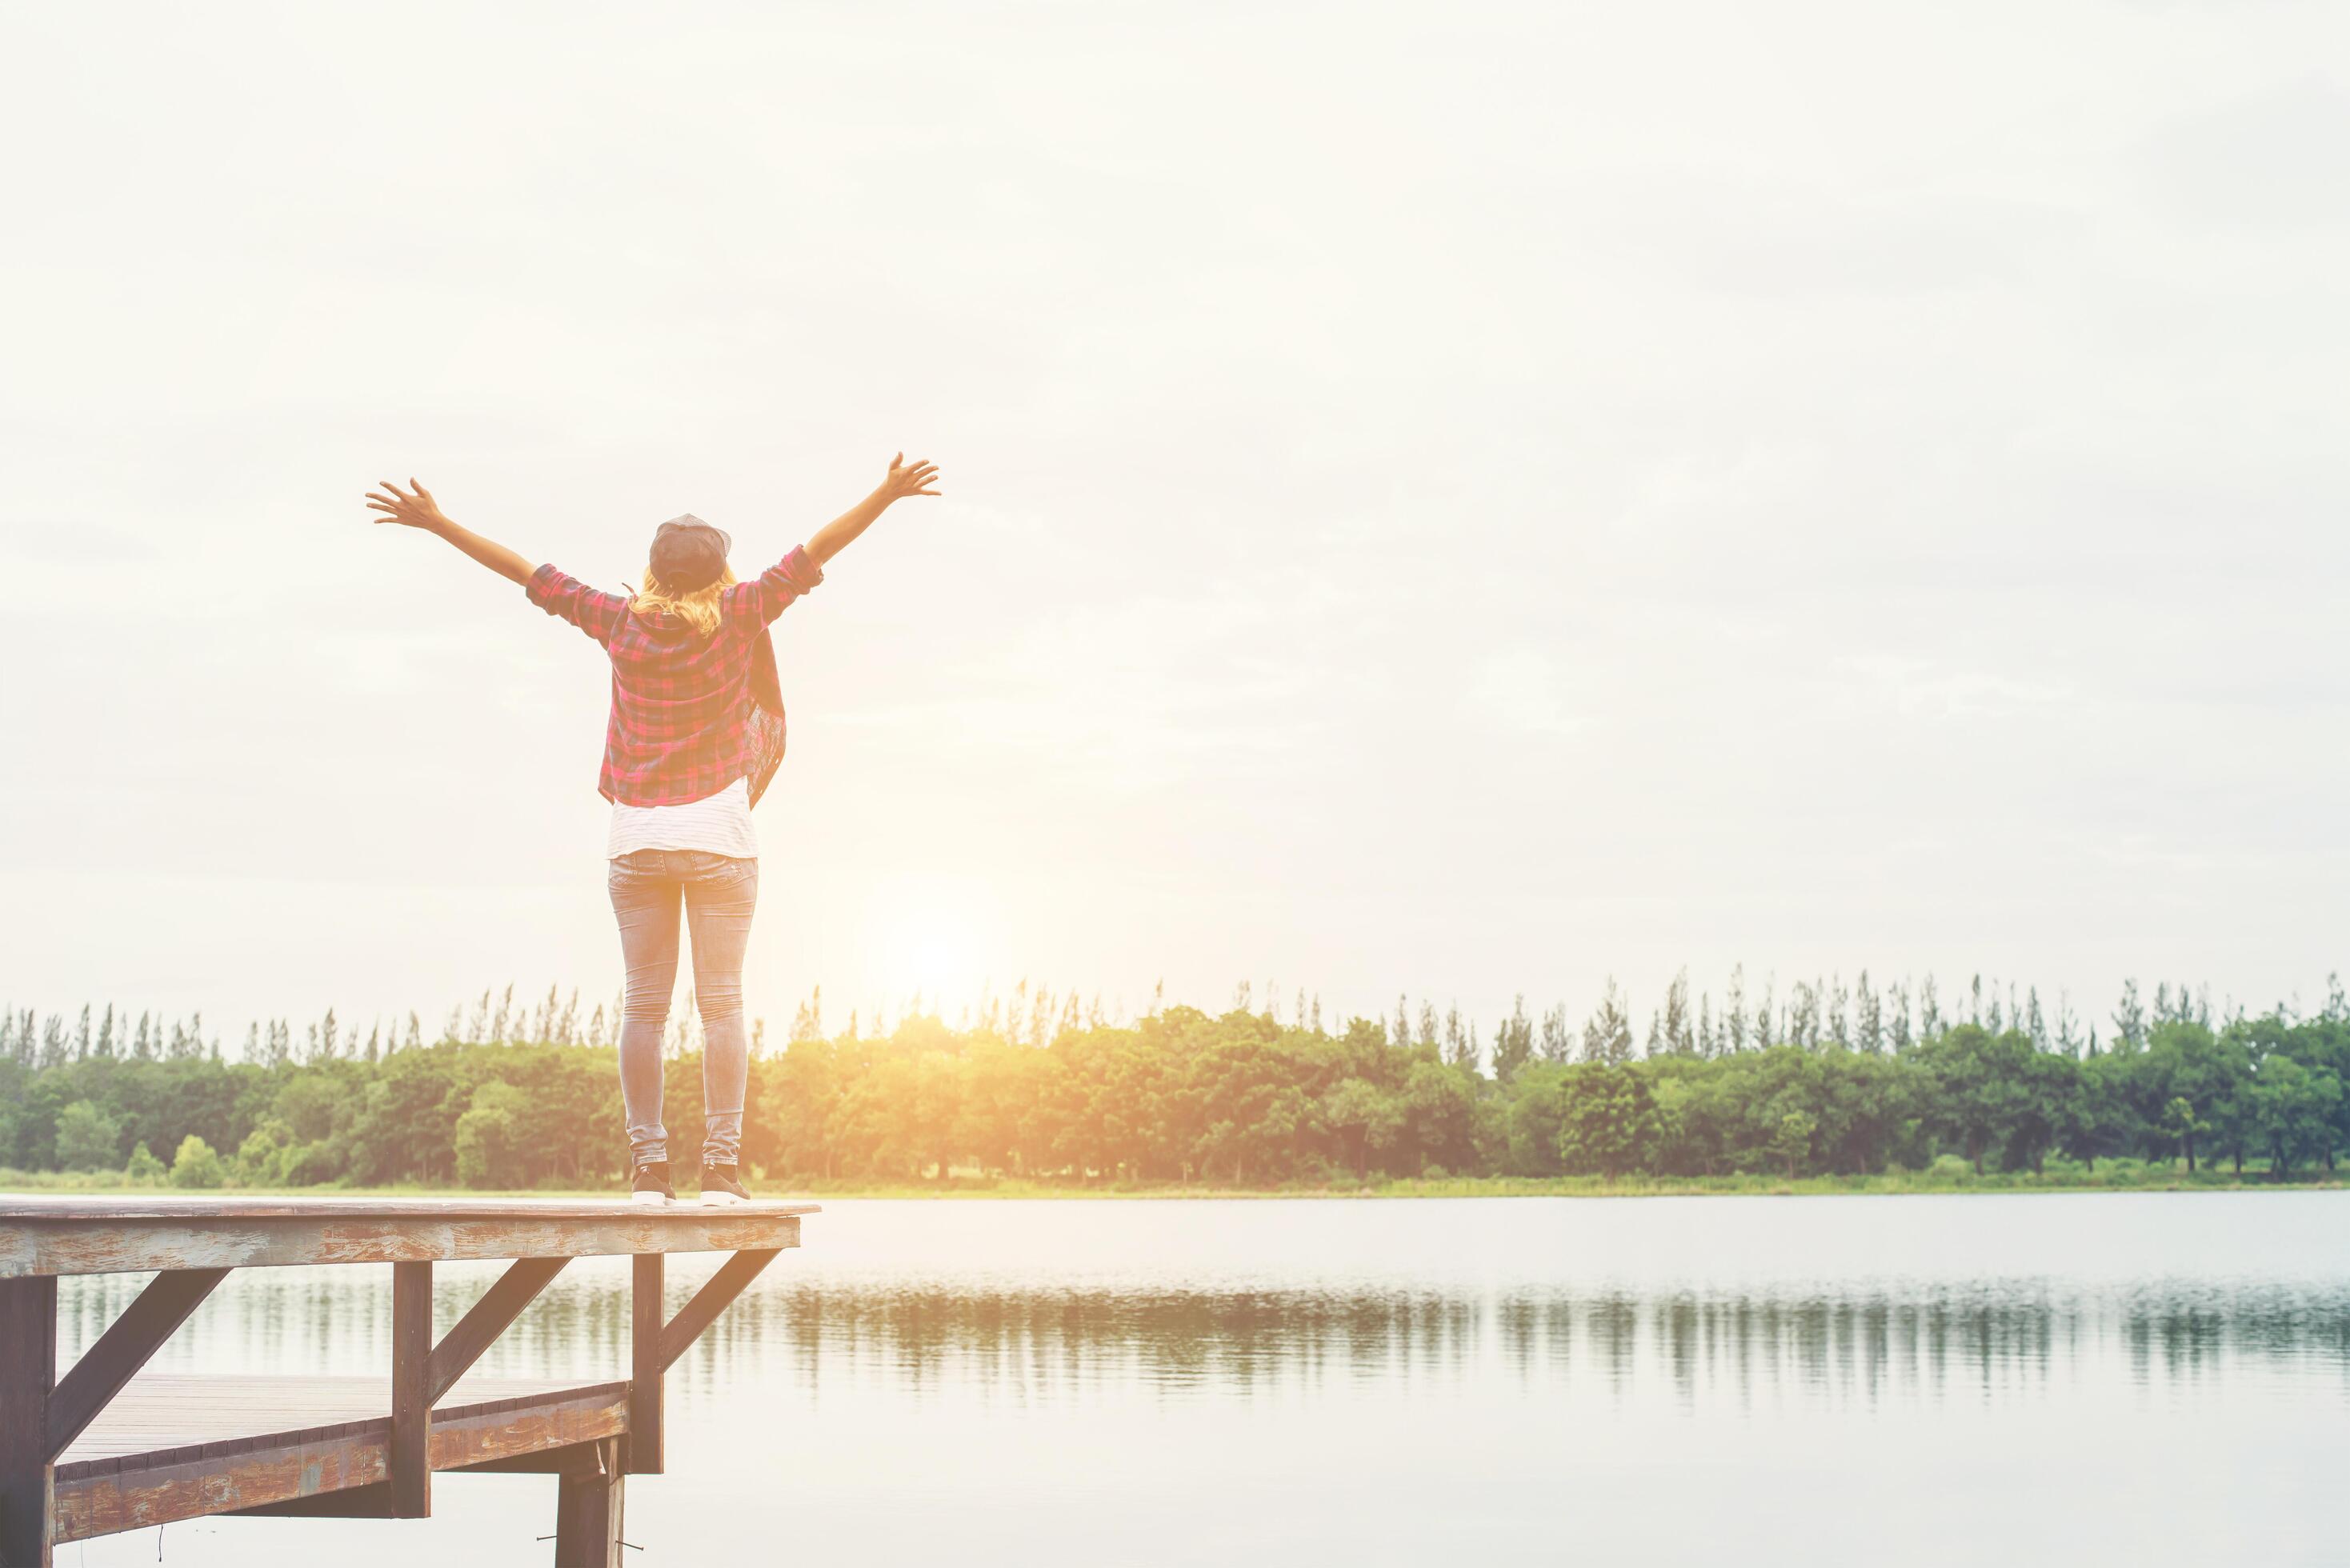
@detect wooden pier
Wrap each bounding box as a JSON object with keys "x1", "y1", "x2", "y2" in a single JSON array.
[{"x1": 0, "y1": 1195, "x2": 817, "y2": 1566}]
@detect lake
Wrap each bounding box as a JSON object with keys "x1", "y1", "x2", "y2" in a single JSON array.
[{"x1": 54, "y1": 1194, "x2": 2350, "y2": 1566}]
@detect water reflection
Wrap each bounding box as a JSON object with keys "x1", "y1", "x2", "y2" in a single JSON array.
[
  {"x1": 61, "y1": 1269, "x2": 2350, "y2": 1412},
  {"x1": 44, "y1": 1199, "x2": 2350, "y2": 1568}
]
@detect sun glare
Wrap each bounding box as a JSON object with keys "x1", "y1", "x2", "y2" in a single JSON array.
[{"x1": 863, "y1": 874, "x2": 995, "y2": 1008}]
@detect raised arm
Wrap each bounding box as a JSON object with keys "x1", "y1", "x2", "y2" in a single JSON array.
[
  {"x1": 363, "y1": 478, "x2": 533, "y2": 586},
  {"x1": 805, "y1": 453, "x2": 942, "y2": 566}
]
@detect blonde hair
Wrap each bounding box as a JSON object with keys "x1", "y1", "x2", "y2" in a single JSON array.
[{"x1": 631, "y1": 565, "x2": 736, "y2": 638}]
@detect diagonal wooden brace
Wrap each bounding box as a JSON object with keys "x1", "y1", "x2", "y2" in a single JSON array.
[
  {"x1": 46, "y1": 1267, "x2": 228, "y2": 1462},
  {"x1": 657, "y1": 1248, "x2": 780, "y2": 1374},
  {"x1": 425, "y1": 1256, "x2": 568, "y2": 1406}
]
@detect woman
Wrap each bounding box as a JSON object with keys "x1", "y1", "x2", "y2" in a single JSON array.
[{"x1": 363, "y1": 455, "x2": 942, "y2": 1206}]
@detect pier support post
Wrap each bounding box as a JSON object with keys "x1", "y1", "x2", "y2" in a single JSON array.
[
  {"x1": 627, "y1": 1255, "x2": 663, "y2": 1474},
  {"x1": 390, "y1": 1261, "x2": 433, "y2": 1518},
  {"x1": 551, "y1": 1436, "x2": 624, "y2": 1567},
  {"x1": 0, "y1": 1275, "x2": 58, "y2": 1567}
]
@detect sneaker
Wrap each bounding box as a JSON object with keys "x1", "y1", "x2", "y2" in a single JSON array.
[
  {"x1": 699, "y1": 1162, "x2": 751, "y2": 1207},
  {"x1": 631, "y1": 1160, "x2": 675, "y2": 1206}
]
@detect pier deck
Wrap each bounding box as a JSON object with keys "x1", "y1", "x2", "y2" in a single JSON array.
[{"x1": 0, "y1": 1196, "x2": 818, "y2": 1566}]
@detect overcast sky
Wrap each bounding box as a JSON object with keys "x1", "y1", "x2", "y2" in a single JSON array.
[{"x1": 4, "y1": 0, "x2": 2347, "y2": 1048}]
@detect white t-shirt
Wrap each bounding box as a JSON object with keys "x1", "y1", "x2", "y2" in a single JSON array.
[{"x1": 607, "y1": 777, "x2": 757, "y2": 860}]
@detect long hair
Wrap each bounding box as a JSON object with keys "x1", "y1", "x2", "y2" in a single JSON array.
[{"x1": 631, "y1": 566, "x2": 735, "y2": 637}]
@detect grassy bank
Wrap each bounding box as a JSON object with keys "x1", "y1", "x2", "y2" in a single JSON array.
[{"x1": 4, "y1": 1159, "x2": 2340, "y2": 1202}]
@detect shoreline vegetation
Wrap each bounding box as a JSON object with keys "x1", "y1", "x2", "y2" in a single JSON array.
[
  {"x1": 2, "y1": 1164, "x2": 2344, "y2": 1201},
  {"x1": 2, "y1": 974, "x2": 2344, "y2": 1196}
]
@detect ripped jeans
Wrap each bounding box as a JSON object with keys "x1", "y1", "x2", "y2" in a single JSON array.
[{"x1": 607, "y1": 849, "x2": 758, "y2": 1168}]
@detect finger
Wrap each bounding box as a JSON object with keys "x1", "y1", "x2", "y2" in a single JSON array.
[
  {"x1": 410, "y1": 477, "x2": 432, "y2": 502},
  {"x1": 379, "y1": 480, "x2": 411, "y2": 500},
  {"x1": 891, "y1": 451, "x2": 903, "y2": 469}
]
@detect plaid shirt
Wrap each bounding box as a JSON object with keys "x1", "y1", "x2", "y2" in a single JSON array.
[{"x1": 526, "y1": 545, "x2": 824, "y2": 806}]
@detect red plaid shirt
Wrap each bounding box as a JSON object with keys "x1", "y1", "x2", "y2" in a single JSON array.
[{"x1": 526, "y1": 545, "x2": 824, "y2": 806}]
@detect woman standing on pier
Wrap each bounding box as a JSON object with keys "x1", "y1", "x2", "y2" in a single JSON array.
[{"x1": 362, "y1": 456, "x2": 942, "y2": 1206}]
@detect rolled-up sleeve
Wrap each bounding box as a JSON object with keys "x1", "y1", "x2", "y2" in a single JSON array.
[
  {"x1": 732, "y1": 545, "x2": 825, "y2": 626},
  {"x1": 526, "y1": 563, "x2": 627, "y2": 646}
]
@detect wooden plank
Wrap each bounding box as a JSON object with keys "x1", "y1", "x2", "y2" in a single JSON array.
[
  {"x1": 57, "y1": 1377, "x2": 627, "y2": 1469},
  {"x1": 45, "y1": 1268, "x2": 228, "y2": 1462},
  {"x1": 426, "y1": 1383, "x2": 627, "y2": 1471},
  {"x1": 229, "y1": 1480, "x2": 394, "y2": 1518},
  {"x1": 58, "y1": 1377, "x2": 398, "y2": 1463},
  {"x1": 1, "y1": 1210, "x2": 804, "y2": 1278},
  {"x1": 553, "y1": 1437, "x2": 623, "y2": 1568},
  {"x1": 627, "y1": 1254, "x2": 663, "y2": 1475},
  {"x1": 658, "y1": 1248, "x2": 781, "y2": 1373},
  {"x1": 54, "y1": 1420, "x2": 385, "y2": 1543},
  {"x1": 0, "y1": 1274, "x2": 57, "y2": 1568},
  {"x1": 52, "y1": 1379, "x2": 630, "y2": 1544},
  {"x1": 447, "y1": 1439, "x2": 609, "y2": 1475},
  {"x1": 427, "y1": 1256, "x2": 567, "y2": 1406},
  {"x1": 390, "y1": 1261, "x2": 431, "y2": 1518}
]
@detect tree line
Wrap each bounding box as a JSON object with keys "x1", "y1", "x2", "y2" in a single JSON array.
[{"x1": 1, "y1": 972, "x2": 2343, "y2": 1189}]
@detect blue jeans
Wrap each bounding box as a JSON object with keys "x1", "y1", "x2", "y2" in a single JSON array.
[{"x1": 607, "y1": 849, "x2": 759, "y2": 1168}]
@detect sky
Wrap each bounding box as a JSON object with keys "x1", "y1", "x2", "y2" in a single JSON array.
[{"x1": 4, "y1": 0, "x2": 2348, "y2": 1050}]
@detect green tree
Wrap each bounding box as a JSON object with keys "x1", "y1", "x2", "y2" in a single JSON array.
[
  {"x1": 124, "y1": 1140, "x2": 166, "y2": 1184},
  {"x1": 1399, "y1": 1057, "x2": 1480, "y2": 1174},
  {"x1": 1768, "y1": 1110, "x2": 1816, "y2": 1178},
  {"x1": 1916, "y1": 1026, "x2": 2032, "y2": 1174},
  {"x1": 1555, "y1": 1063, "x2": 1660, "y2": 1180},
  {"x1": 2248, "y1": 1056, "x2": 2341, "y2": 1180},
  {"x1": 1320, "y1": 1078, "x2": 1403, "y2": 1180},
  {"x1": 53, "y1": 1099, "x2": 122, "y2": 1171},
  {"x1": 2061, "y1": 1050, "x2": 2132, "y2": 1170},
  {"x1": 1581, "y1": 980, "x2": 1634, "y2": 1066},
  {"x1": 2004, "y1": 1045, "x2": 2077, "y2": 1174},
  {"x1": 1650, "y1": 970, "x2": 1694, "y2": 1057},
  {"x1": 1503, "y1": 1062, "x2": 1571, "y2": 1176},
  {"x1": 761, "y1": 1038, "x2": 842, "y2": 1177},
  {"x1": 2159, "y1": 1096, "x2": 2211, "y2": 1173},
  {"x1": 237, "y1": 1122, "x2": 297, "y2": 1186},
  {"x1": 2129, "y1": 1022, "x2": 2249, "y2": 1172},
  {"x1": 1491, "y1": 997, "x2": 1534, "y2": 1085},
  {"x1": 169, "y1": 1134, "x2": 226, "y2": 1189},
  {"x1": 454, "y1": 1081, "x2": 530, "y2": 1188},
  {"x1": 2111, "y1": 979, "x2": 2148, "y2": 1051}
]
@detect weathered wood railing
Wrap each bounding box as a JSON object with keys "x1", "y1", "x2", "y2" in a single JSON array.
[{"x1": 0, "y1": 1196, "x2": 815, "y2": 1567}]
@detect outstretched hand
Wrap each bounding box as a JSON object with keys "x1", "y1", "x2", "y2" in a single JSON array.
[
  {"x1": 806, "y1": 454, "x2": 946, "y2": 566},
  {"x1": 880, "y1": 453, "x2": 943, "y2": 502},
  {"x1": 360, "y1": 478, "x2": 534, "y2": 585},
  {"x1": 364, "y1": 478, "x2": 454, "y2": 534}
]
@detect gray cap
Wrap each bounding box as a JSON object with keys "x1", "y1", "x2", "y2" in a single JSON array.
[{"x1": 649, "y1": 513, "x2": 731, "y2": 591}]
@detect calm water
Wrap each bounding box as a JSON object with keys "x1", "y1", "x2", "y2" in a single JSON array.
[{"x1": 56, "y1": 1194, "x2": 2350, "y2": 1566}]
